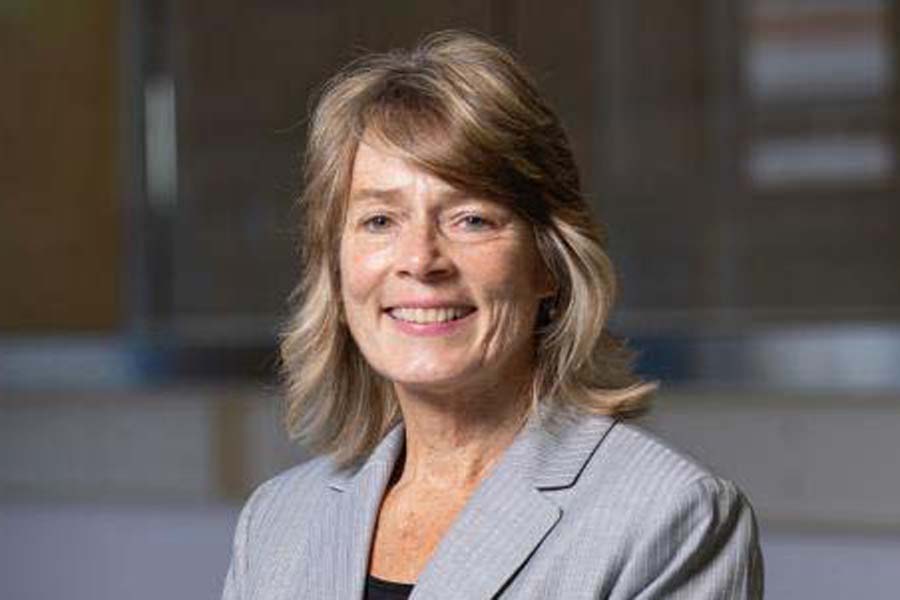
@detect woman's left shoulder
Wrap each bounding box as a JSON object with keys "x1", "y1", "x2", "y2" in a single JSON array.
[
  {"x1": 566, "y1": 416, "x2": 756, "y2": 519},
  {"x1": 598, "y1": 420, "x2": 721, "y2": 482},
  {"x1": 540, "y1": 416, "x2": 764, "y2": 598},
  {"x1": 582, "y1": 418, "x2": 704, "y2": 474}
]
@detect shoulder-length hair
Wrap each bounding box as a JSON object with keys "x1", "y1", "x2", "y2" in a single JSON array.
[{"x1": 281, "y1": 30, "x2": 656, "y2": 465}]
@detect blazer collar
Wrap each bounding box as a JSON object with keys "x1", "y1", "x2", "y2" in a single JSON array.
[
  {"x1": 305, "y1": 410, "x2": 617, "y2": 600},
  {"x1": 507, "y1": 408, "x2": 617, "y2": 490},
  {"x1": 287, "y1": 425, "x2": 407, "y2": 600},
  {"x1": 411, "y1": 410, "x2": 616, "y2": 599},
  {"x1": 325, "y1": 422, "x2": 407, "y2": 493},
  {"x1": 326, "y1": 409, "x2": 617, "y2": 493}
]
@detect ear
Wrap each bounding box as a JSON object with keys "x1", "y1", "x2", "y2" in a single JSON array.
[
  {"x1": 530, "y1": 225, "x2": 558, "y2": 299},
  {"x1": 536, "y1": 261, "x2": 557, "y2": 300}
]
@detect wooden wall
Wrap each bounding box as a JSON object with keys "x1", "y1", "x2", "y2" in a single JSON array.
[{"x1": 0, "y1": 1, "x2": 121, "y2": 332}]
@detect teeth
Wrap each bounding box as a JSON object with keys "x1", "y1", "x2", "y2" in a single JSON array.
[{"x1": 390, "y1": 307, "x2": 472, "y2": 324}]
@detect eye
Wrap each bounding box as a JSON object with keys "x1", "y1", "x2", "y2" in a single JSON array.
[
  {"x1": 362, "y1": 214, "x2": 393, "y2": 232},
  {"x1": 457, "y1": 214, "x2": 494, "y2": 231}
]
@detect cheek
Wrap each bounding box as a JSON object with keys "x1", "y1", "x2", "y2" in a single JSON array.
[
  {"x1": 339, "y1": 240, "x2": 387, "y2": 302},
  {"x1": 472, "y1": 250, "x2": 543, "y2": 322}
]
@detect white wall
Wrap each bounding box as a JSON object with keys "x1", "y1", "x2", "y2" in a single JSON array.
[
  {"x1": 0, "y1": 503, "x2": 235, "y2": 600},
  {"x1": 762, "y1": 528, "x2": 900, "y2": 600}
]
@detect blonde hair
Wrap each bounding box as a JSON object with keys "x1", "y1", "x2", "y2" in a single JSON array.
[{"x1": 281, "y1": 30, "x2": 656, "y2": 465}]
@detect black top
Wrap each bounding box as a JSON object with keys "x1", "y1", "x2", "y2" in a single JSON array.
[{"x1": 365, "y1": 574, "x2": 415, "y2": 600}]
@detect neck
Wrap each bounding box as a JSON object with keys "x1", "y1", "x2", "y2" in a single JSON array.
[{"x1": 393, "y1": 377, "x2": 532, "y2": 490}]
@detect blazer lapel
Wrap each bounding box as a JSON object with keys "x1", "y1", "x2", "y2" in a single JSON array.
[
  {"x1": 409, "y1": 460, "x2": 561, "y2": 599},
  {"x1": 411, "y1": 411, "x2": 617, "y2": 599},
  {"x1": 288, "y1": 424, "x2": 406, "y2": 600}
]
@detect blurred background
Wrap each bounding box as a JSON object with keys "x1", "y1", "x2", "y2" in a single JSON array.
[{"x1": 1, "y1": 0, "x2": 899, "y2": 598}]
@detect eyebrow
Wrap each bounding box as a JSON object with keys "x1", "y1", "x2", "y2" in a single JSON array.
[
  {"x1": 348, "y1": 187, "x2": 402, "y2": 204},
  {"x1": 348, "y1": 186, "x2": 471, "y2": 205}
]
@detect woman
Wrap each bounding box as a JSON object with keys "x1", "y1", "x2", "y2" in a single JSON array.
[{"x1": 223, "y1": 31, "x2": 763, "y2": 599}]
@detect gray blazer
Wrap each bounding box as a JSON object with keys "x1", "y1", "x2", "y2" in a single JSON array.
[{"x1": 222, "y1": 413, "x2": 763, "y2": 599}]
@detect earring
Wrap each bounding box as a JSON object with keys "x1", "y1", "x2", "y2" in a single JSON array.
[{"x1": 538, "y1": 296, "x2": 557, "y2": 324}]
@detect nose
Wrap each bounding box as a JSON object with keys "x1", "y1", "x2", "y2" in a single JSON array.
[{"x1": 395, "y1": 219, "x2": 455, "y2": 281}]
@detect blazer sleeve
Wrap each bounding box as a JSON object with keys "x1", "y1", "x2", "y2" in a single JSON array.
[
  {"x1": 221, "y1": 479, "x2": 276, "y2": 600},
  {"x1": 616, "y1": 476, "x2": 764, "y2": 600}
]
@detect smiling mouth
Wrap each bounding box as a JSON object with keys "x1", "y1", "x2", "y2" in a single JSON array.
[{"x1": 387, "y1": 306, "x2": 477, "y2": 324}]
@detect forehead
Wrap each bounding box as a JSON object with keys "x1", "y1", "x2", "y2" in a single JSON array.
[{"x1": 348, "y1": 138, "x2": 459, "y2": 201}]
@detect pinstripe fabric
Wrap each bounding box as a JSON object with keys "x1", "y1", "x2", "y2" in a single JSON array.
[{"x1": 222, "y1": 412, "x2": 763, "y2": 599}]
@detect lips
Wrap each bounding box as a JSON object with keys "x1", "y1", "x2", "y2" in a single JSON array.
[{"x1": 387, "y1": 306, "x2": 477, "y2": 324}]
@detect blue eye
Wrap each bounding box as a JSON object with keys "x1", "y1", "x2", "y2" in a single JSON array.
[
  {"x1": 460, "y1": 214, "x2": 492, "y2": 230},
  {"x1": 363, "y1": 215, "x2": 392, "y2": 231}
]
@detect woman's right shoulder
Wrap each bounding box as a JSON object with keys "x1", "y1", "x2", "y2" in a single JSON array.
[
  {"x1": 222, "y1": 453, "x2": 346, "y2": 598},
  {"x1": 237, "y1": 454, "x2": 338, "y2": 521}
]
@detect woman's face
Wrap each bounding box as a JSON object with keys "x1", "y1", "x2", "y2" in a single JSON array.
[{"x1": 339, "y1": 138, "x2": 553, "y2": 399}]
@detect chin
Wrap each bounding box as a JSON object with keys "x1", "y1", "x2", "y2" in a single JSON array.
[
  {"x1": 385, "y1": 362, "x2": 483, "y2": 394},
  {"x1": 392, "y1": 368, "x2": 471, "y2": 389}
]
